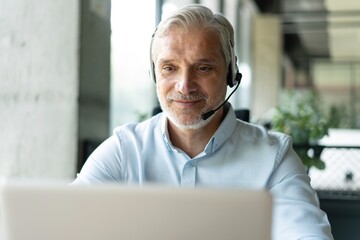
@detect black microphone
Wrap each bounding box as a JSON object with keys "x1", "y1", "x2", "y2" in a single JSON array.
[{"x1": 201, "y1": 73, "x2": 241, "y2": 121}]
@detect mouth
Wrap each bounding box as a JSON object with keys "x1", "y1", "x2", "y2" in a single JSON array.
[{"x1": 173, "y1": 99, "x2": 203, "y2": 108}]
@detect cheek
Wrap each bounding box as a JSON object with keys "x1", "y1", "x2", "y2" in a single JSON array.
[
  {"x1": 207, "y1": 79, "x2": 227, "y2": 95},
  {"x1": 156, "y1": 81, "x2": 170, "y2": 100}
]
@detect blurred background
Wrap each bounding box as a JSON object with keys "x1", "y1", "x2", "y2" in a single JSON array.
[{"x1": 0, "y1": 0, "x2": 359, "y2": 238}]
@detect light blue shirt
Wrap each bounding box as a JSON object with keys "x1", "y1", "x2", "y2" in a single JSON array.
[{"x1": 74, "y1": 104, "x2": 333, "y2": 240}]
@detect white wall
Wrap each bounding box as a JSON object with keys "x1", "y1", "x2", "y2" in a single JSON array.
[
  {"x1": 251, "y1": 14, "x2": 281, "y2": 121},
  {"x1": 0, "y1": 0, "x2": 79, "y2": 179}
]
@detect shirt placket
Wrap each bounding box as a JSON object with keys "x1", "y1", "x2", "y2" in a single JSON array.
[{"x1": 181, "y1": 160, "x2": 197, "y2": 187}]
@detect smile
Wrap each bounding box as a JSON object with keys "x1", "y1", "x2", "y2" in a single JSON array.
[{"x1": 173, "y1": 99, "x2": 202, "y2": 108}]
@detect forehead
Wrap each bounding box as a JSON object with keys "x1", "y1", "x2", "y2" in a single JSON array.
[{"x1": 153, "y1": 26, "x2": 225, "y2": 63}]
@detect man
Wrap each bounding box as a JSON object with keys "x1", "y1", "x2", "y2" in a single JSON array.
[{"x1": 74, "y1": 4, "x2": 333, "y2": 239}]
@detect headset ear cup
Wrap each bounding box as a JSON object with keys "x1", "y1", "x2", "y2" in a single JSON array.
[
  {"x1": 227, "y1": 40, "x2": 239, "y2": 87},
  {"x1": 150, "y1": 30, "x2": 156, "y2": 83},
  {"x1": 226, "y1": 64, "x2": 234, "y2": 87},
  {"x1": 151, "y1": 61, "x2": 156, "y2": 83}
]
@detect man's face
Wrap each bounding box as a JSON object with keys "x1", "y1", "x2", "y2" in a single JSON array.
[{"x1": 153, "y1": 27, "x2": 228, "y2": 129}]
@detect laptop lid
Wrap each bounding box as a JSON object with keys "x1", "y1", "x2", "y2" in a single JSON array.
[{"x1": 0, "y1": 181, "x2": 272, "y2": 240}]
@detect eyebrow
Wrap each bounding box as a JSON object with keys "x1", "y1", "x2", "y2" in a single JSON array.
[
  {"x1": 157, "y1": 57, "x2": 218, "y2": 65},
  {"x1": 157, "y1": 59, "x2": 175, "y2": 64},
  {"x1": 196, "y1": 58, "x2": 218, "y2": 64}
]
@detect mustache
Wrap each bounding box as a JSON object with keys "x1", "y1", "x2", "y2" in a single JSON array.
[{"x1": 166, "y1": 92, "x2": 208, "y2": 101}]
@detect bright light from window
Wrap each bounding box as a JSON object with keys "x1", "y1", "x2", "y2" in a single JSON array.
[{"x1": 110, "y1": 0, "x2": 157, "y2": 130}]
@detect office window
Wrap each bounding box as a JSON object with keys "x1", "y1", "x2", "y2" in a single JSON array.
[{"x1": 110, "y1": 0, "x2": 157, "y2": 130}]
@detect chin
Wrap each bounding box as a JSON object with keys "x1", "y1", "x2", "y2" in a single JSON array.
[
  {"x1": 163, "y1": 108, "x2": 214, "y2": 130},
  {"x1": 172, "y1": 119, "x2": 209, "y2": 130}
]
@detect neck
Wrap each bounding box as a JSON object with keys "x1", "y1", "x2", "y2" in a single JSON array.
[{"x1": 168, "y1": 108, "x2": 225, "y2": 158}]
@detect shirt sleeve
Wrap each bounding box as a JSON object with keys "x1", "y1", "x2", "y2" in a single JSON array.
[
  {"x1": 72, "y1": 135, "x2": 124, "y2": 185},
  {"x1": 267, "y1": 144, "x2": 334, "y2": 240}
]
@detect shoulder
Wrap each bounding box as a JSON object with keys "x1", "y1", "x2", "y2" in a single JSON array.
[
  {"x1": 236, "y1": 120, "x2": 291, "y2": 145},
  {"x1": 113, "y1": 113, "x2": 164, "y2": 138},
  {"x1": 235, "y1": 120, "x2": 293, "y2": 162},
  {"x1": 113, "y1": 113, "x2": 162, "y2": 135}
]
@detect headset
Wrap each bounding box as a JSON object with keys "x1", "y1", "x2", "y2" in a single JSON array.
[
  {"x1": 149, "y1": 31, "x2": 242, "y2": 88},
  {"x1": 227, "y1": 40, "x2": 242, "y2": 87}
]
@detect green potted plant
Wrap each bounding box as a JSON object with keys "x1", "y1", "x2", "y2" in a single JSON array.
[{"x1": 271, "y1": 90, "x2": 330, "y2": 170}]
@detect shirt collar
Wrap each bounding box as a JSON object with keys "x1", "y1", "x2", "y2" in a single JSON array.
[
  {"x1": 204, "y1": 102, "x2": 238, "y2": 154},
  {"x1": 160, "y1": 114, "x2": 172, "y2": 151},
  {"x1": 160, "y1": 103, "x2": 238, "y2": 155}
]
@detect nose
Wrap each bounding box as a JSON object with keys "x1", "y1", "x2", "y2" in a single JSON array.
[{"x1": 175, "y1": 69, "x2": 197, "y2": 94}]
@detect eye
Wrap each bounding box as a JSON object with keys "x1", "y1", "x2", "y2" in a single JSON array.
[
  {"x1": 161, "y1": 65, "x2": 177, "y2": 74},
  {"x1": 163, "y1": 66, "x2": 174, "y2": 71},
  {"x1": 197, "y1": 65, "x2": 213, "y2": 73}
]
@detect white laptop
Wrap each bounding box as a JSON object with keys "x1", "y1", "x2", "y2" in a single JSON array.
[{"x1": 0, "y1": 181, "x2": 272, "y2": 240}]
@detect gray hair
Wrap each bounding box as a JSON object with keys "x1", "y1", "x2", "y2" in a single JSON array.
[{"x1": 152, "y1": 4, "x2": 234, "y2": 66}]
